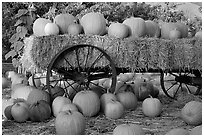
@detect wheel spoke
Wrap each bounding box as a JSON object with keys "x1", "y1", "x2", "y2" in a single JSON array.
[
  {"x1": 88, "y1": 52, "x2": 104, "y2": 72},
  {"x1": 166, "y1": 82, "x2": 178, "y2": 92},
  {"x1": 84, "y1": 46, "x2": 90, "y2": 70},
  {"x1": 184, "y1": 84, "x2": 193, "y2": 94},
  {"x1": 75, "y1": 49, "x2": 82, "y2": 72},
  {"x1": 169, "y1": 72, "x2": 179, "y2": 77},
  {"x1": 89, "y1": 81, "x2": 107, "y2": 91},
  {"x1": 173, "y1": 83, "x2": 182, "y2": 98},
  {"x1": 63, "y1": 56, "x2": 76, "y2": 72}
]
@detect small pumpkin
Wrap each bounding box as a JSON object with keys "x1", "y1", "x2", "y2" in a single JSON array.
[
  {"x1": 169, "y1": 29, "x2": 182, "y2": 39},
  {"x1": 52, "y1": 96, "x2": 71, "y2": 117},
  {"x1": 142, "y1": 97, "x2": 162, "y2": 117},
  {"x1": 67, "y1": 23, "x2": 83, "y2": 35},
  {"x1": 181, "y1": 101, "x2": 202, "y2": 126},
  {"x1": 108, "y1": 23, "x2": 129, "y2": 38},
  {"x1": 195, "y1": 31, "x2": 202, "y2": 40},
  {"x1": 104, "y1": 99, "x2": 124, "y2": 119},
  {"x1": 189, "y1": 125, "x2": 202, "y2": 135},
  {"x1": 29, "y1": 100, "x2": 51, "y2": 122},
  {"x1": 100, "y1": 92, "x2": 117, "y2": 112},
  {"x1": 73, "y1": 90, "x2": 100, "y2": 117},
  {"x1": 44, "y1": 23, "x2": 59, "y2": 35},
  {"x1": 113, "y1": 124, "x2": 145, "y2": 135},
  {"x1": 60, "y1": 103, "x2": 78, "y2": 112},
  {"x1": 4, "y1": 105, "x2": 14, "y2": 120},
  {"x1": 11, "y1": 101, "x2": 29, "y2": 122},
  {"x1": 145, "y1": 20, "x2": 160, "y2": 38},
  {"x1": 161, "y1": 22, "x2": 178, "y2": 39},
  {"x1": 166, "y1": 128, "x2": 189, "y2": 135},
  {"x1": 33, "y1": 18, "x2": 52, "y2": 36},
  {"x1": 55, "y1": 110, "x2": 85, "y2": 135},
  {"x1": 175, "y1": 22, "x2": 188, "y2": 38}
]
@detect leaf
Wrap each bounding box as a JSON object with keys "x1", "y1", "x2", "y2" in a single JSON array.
[
  {"x1": 12, "y1": 41, "x2": 24, "y2": 51},
  {"x1": 15, "y1": 9, "x2": 28, "y2": 18},
  {"x1": 9, "y1": 33, "x2": 20, "y2": 43},
  {"x1": 16, "y1": 26, "x2": 28, "y2": 38},
  {"x1": 5, "y1": 50, "x2": 17, "y2": 60},
  {"x1": 14, "y1": 19, "x2": 23, "y2": 26}
]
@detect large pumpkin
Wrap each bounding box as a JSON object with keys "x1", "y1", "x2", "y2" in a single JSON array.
[
  {"x1": 123, "y1": 17, "x2": 146, "y2": 37},
  {"x1": 100, "y1": 92, "x2": 117, "y2": 112},
  {"x1": 73, "y1": 90, "x2": 100, "y2": 117},
  {"x1": 108, "y1": 23, "x2": 129, "y2": 38},
  {"x1": 11, "y1": 85, "x2": 51, "y2": 105},
  {"x1": 55, "y1": 110, "x2": 85, "y2": 135},
  {"x1": 181, "y1": 101, "x2": 202, "y2": 126},
  {"x1": 145, "y1": 20, "x2": 160, "y2": 38},
  {"x1": 113, "y1": 124, "x2": 145, "y2": 135},
  {"x1": 29, "y1": 100, "x2": 51, "y2": 122},
  {"x1": 33, "y1": 18, "x2": 51, "y2": 36},
  {"x1": 80, "y1": 12, "x2": 106, "y2": 35},
  {"x1": 54, "y1": 13, "x2": 77, "y2": 34},
  {"x1": 52, "y1": 96, "x2": 71, "y2": 117}
]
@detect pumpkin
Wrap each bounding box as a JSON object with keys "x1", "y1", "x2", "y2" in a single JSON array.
[
  {"x1": 113, "y1": 124, "x2": 145, "y2": 135},
  {"x1": 73, "y1": 90, "x2": 100, "y2": 117},
  {"x1": 108, "y1": 23, "x2": 129, "y2": 38},
  {"x1": 145, "y1": 20, "x2": 160, "y2": 38},
  {"x1": 175, "y1": 22, "x2": 188, "y2": 38},
  {"x1": 52, "y1": 96, "x2": 71, "y2": 117},
  {"x1": 54, "y1": 13, "x2": 77, "y2": 34},
  {"x1": 104, "y1": 99, "x2": 124, "y2": 119},
  {"x1": 50, "y1": 86, "x2": 65, "y2": 101},
  {"x1": 55, "y1": 110, "x2": 85, "y2": 135},
  {"x1": 142, "y1": 97, "x2": 162, "y2": 117},
  {"x1": 28, "y1": 76, "x2": 41, "y2": 87},
  {"x1": 117, "y1": 73, "x2": 135, "y2": 82},
  {"x1": 100, "y1": 92, "x2": 117, "y2": 112},
  {"x1": 29, "y1": 100, "x2": 51, "y2": 122},
  {"x1": 2, "y1": 77, "x2": 10, "y2": 89},
  {"x1": 169, "y1": 29, "x2": 182, "y2": 39},
  {"x1": 33, "y1": 18, "x2": 51, "y2": 36},
  {"x1": 11, "y1": 101, "x2": 29, "y2": 122},
  {"x1": 195, "y1": 31, "x2": 202, "y2": 40},
  {"x1": 181, "y1": 101, "x2": 202, "y2": 126},
  {"x1": 150, "y1": 86, "x2": 160, "y2": 98},
  {"x1": 166, "y1": 128, "x2": 189, "y2": 135},
  {"x1": 161, "y1": 22, "x2": 178, "y2": 39},
  {"x1": 4, "y1": 105, "x2": 14, "y2": 120},
  {"x1": 66, "y1": 82, "x2": 82, "y2": 100},
  {"x1": 67, "y1": 23, "x2": 83, "y2": 35},
  {"x1": 189, "y1": 125, "x2": 202, "y2": 135},
  {"x1": 123, "y1": 17, "x2": 146, "y2": 37},
  {"x1": 11, "y1": 85, "x2": 51, "y2": 105},
  {"x1": 80, "y1": 12, "x2": 106, "y2": 35},
  {"x1": 44, "y1": 23, "x2": 59, "y2": 35},
  {"x1": 90, "y1": 86, "x2": 105, "y2": 98},
  {"x1": 60, "y1": 103, "x2": 78, "y2": 112},
  {"x1": 116, "y1": 91, "x2": 137, "y2": 110}
]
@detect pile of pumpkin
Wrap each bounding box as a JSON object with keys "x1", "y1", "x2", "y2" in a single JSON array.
[
  {"x1": 33, "y1": 12, "x2": 202, "y2": 40},
  {"x1": 2, "y1": 71, "x2": 202, "y2": 135}
]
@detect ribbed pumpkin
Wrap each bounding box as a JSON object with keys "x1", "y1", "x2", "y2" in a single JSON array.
[
  {"x1": 55, "y1": 110, "x2": 85, "y2": 135},
  {"x1": 123, "y1": 17, "x2": 146, "y2": 37},
  {"x1": 113, "y1": 124, "x2": 145, "y2": 135},
  {"x1": 29, "y1": 100, "x2": 51, "y2": 122},
  {"x1": 175, "y1": 22, "x2": 188, "y2": 38},
  {"x1": 33, "y1": 18, "x2": 51, "y2": 36},
  {"x1": 108, "y1": 23, "x2": 129, "y2": 38},
  {"x1": 80, "y1": 12, "x2": 106, "y2": 35},
  {"x1": 73, "y1": 90, "x2": 100, "y2": 117},
  {"x1": 181, "y1": 101, "x2": 202, "y2": 126},
  {"x1": 44, "y1": 23, "x2": 59, "y2": 35},
  {"x1": 52, "y1": 96, "x2": 71, "y2": 117},
  {"x1": 54, "y1": 13, "x2": 77, "y2": 34},
  {"x1": 145, "y1": 20, "x2": 160, "y2": 38},
  {"x1": 166, "y1": 128, "x2": 189, "y2": 135},
  {"x1": 100, "y1": 92, "x2": 117, "y2": 112},
  {"x1": 67, "y1": 23, "x2": 83, "y2": 35},
  {"x1": 11, "y1": 85, "x2": 51, "y2": 105},
  {"x1": 161, "y1": 22, "x2": 178, "y2": 39}
]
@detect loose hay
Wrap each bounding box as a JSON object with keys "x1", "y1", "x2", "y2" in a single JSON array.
[{"x1": 21, "y1": 34, "x2": 202, "y2": 73}]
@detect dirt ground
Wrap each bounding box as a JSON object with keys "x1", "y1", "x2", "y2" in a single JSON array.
[{"x1": 2, "y1": 87, "x2": 202, "y2": 135}]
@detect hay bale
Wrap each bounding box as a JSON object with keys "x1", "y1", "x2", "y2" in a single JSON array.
[{"x1": 21, "y1": 34, "x2": 202, "y2": 73}]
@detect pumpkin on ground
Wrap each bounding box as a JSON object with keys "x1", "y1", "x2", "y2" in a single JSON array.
[
  {"x1": 113, "y1": 124, "x2": 145, "y2": 135},
  {"x1": 100, "y1": 92, "x2": 117, "y2": 112},
  {"x1": 108, "y1": 23, "x2": 129, "y2": 38},
  {"x1": 29, "y1": 100, "x2": 51, "y2": 122},
  {"x1": 52, "y1": 96, "x2": 71, "y2": 117},
  {"x1": 189, "y1": 125, "x2": 202, "y2": 135},
  {"x1": 44, "y1": 23, "x2": 59, "y2": 35},
  {"x1": 142, "y1": 97, "x2": 162, "y2": 117},
  {"x1": 4, "y1": 105, "x2": 14, "y2": 120},
  {"x1": 11, "y1": 101, "x2": 30, "y2": 123},
  {"x1": 67, "y1": 23, "x2": 83, "y2": 35},
  {"x1": 165, "y1": 128, "x2": 189, "y2": 135},
  {"x1": 116, "y1": 91, "x2": 137, "y2": 110},
  {"x1": 104, "y1": 99, "x2": 124, "y2": 119},
  {"x1": 181, "y1": 101, "x2": 202, "y2": 126},
  {"x1": 195, "y1": 31, "x2": 202, "y2": 40},
  {"x1": 60, "y1": 103, "x2": 78, "y2": 112},
  {"x1": 33, "y1": 18, "x2": 51, "y2": 36},
  {"x1": 145, "y1": 20, "x2": 160, "y2": 38},
  {"x1": 80, "y1": 12, "x2": 106, "y2": 35},
  {"x1": 73, "y1": 90, "x2": 100, "y2": 117},
  {"x1": 55, "y1": 110, "x2": 85, "y2": 135},
  {"x1": 54, "y1": 13, "x2": 77, "y2": 34},
  {"x1": 123, "y1": 17, "x2": 146, "y2": 37},
  {"x1": 11, "y1": 85, "x2": 51, "y2": 105}
]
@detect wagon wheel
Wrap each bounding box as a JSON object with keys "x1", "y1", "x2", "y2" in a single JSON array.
[
  {"x1": 31, "y1": 73, "x2": 47, "y2": 90},
  {"x1": 46, "y1": 44, "x2": 117, "y2": 99},
  {"x1": 160, "y1": 70, "x2": 202, "y2": 99}
]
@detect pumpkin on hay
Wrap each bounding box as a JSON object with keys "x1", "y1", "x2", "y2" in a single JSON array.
[
  {"x1": 67, "y1": 23, "x2": 83, "y2": 35},
  {"x1": 55, "y1": 110, "x2": 85, "y2": 135},
  {"x1": 113, "y1": 124, "x2": 145, "y2": 135},
  {"x1": 165, "y1": 128, "x2": 189, "y2": 135},
  {"x1": 145, "y1": 20, "x2": 160, "y2": 38},
  {"x1": 54, "y1": 13, "x2": 77, "y2": 34},
  {"x1": 44, "y1": 23, "x2": 59, "y2": 35},
  {"x1": 73, "y1": 90, "x2": 100, "y2": 117},
  {"x1": 123, "y1": 17, "x2": 146, "y2": 37},
  {"x1": 29, "y1": 100, "x2": 51, "y2": 122},
  {"x1": 108, "y1": 22, "x2": 129, "y2": 38},
  {"x1": 169, "y1": 29, "x2": 182, "y2": 39},
  {"x1": 80, "y1": 12, "x2": 106, "y2": 35},
  {"x1": 181, "y1": 101, "x2": 202, "y2": 126},
  {"x1": 33, "y1": 18, "x2": 51, "y2": 36}
]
